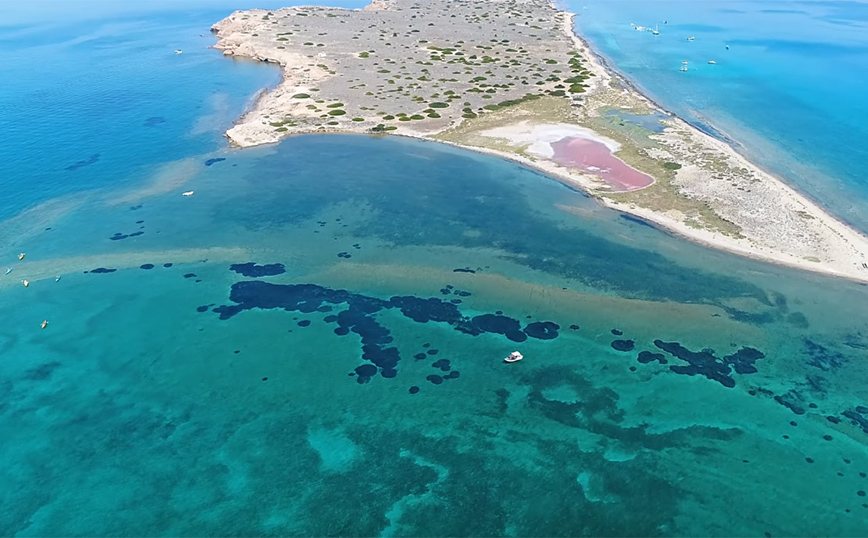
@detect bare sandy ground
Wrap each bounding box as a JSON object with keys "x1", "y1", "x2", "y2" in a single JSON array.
[
  {"x1": 480, "y1": 122, "x2": 620, "y2": 157},
  {"x1": 211, "y1": 0, "x2": 868, "y2": 283}
]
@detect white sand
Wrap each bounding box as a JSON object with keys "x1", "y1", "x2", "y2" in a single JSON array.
[{"x1": 481, "y1": 122, "x2": 620, "y2": 158}]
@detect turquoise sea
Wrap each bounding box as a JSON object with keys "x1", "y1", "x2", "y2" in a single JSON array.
[
  {"x1": 568, "y1": 0, "x2": 868, "y2": 232},
  {"x1": 2, "y1": 1, "x2": 868, "y2": 537}
]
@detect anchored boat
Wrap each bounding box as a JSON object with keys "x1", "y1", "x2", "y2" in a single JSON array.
[{"x1": 504, "y1": 351, "x2": 524, "y2": 363}]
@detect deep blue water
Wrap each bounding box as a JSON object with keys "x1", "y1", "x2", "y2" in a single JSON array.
[
  {"x1": 3, "y1": 1, "x2": 868, "y2": 536},
  {"x1": 568, "y1": 0, "x2": 868, "y2": 231}
]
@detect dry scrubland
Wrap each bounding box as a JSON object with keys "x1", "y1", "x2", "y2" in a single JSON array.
[
  {"x1": 211, "y1": 0, "x2": 589, "y2": 141},
  {"x1": 212, "y1": 0, "x2": 868, "y2": 281}
]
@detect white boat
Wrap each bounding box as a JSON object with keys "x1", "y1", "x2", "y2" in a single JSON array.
[
  {"x1": 680, "y1": 65, "x2": 688, "y2": 72},
  {"x1": 687, "y1": 36, "x2": 695, "y2": 41},
  {"x1": 708, "y1": 60, "x2": 716, "y2": 64},
  {"x1": 636, "y1": 26, "x2": 645, "y2": 31},
  {"x1": 504, "y1": 351, "x2": 524, "y2": 363},
  {"x1": 174, "y1": 49, "x2": 183, "y2": 54},
  {"x1": 182, "y1": 191, "x2": 194, "y2": 196},
  {"x1": 4, "y1": 267, "x2": 11, "y2": 275},
  {"x1": 652, "y1": 25, "x2": 659, "y2": 35}
]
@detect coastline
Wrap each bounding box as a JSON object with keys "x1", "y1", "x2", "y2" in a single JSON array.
[
  {"x1": 569, "y1": 15, "x2": 868, "y2": 239},
  {"x1": 210, "y1": 0, "x2": 868, "y2": 284}
]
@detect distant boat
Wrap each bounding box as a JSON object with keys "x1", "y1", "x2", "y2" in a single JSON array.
[
  {"x1": 726, "y1": 44, "x2": 730, "y2": 50},
  {"x1": 18, "y1": 253, "x2": 25, "y2": 260},
  {"x1": 182, "y1": 191, "x2": 194, "y2": 196},
  {"x1": 22, "y1": 279, "x2": 29, "y2": 287},
  {"x1": 41, "y1": 320, "x2": 48, "y2": 329},
  {"x1": 174, "y1": 49, "x2": 183, "y2": 54},
  {"x1": 708, "y1": 60, "x2": 716, "y2": 64},
  {"x1": 4, "y1": 267, "x2": 11, "y2": 275},
  {"x1": 687, "y1": 36, "x2": 695, "y2": 41},
  {"x1": 652, "y1": 25, "x2": 659, "y2": 35},
  {"x1": 682, "y1": 60, "x2": 689, "y2": 65},
  {"x1": 636, "y1": 25, "x2": 645, "y2": 31},
  {"x1": 680, "y1": 65, "x2": 688, "y2": 72},
  {"x1": 504, "y1": 351, "x2": 524, "y2": 363}
]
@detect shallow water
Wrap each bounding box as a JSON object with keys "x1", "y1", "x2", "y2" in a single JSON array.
[
  {"x1": 569, "y1": 0, "x2": 868, "y2": 232},
  {"x1": 604, "y1": 109, "x2": 669, "y2": 133},
  {"x1": 3, "y1": 134, "x2": 868, "y2": 536},
  {"x1": 550, "y1": 136, "x2": 654, "y2": 190},
  {"x1": 3, "y1": 2, "x2": 868, "y2": 537}
]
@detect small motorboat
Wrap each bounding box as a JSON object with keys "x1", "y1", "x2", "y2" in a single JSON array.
[
  {"x1": 5, "y1": 267, "x2": 11, "y2": 275},
  {"x1": 687, "y1": 36, "x2": 695, "y2": 41},
  {"x1": 174, "y1": 49, "x2": 183, "y2": 54},
  {"x1": 22, "y1": 279, "x2": 29, "y2": 287},
  {"x1": 41, "y1": 320, "x2": 48, "y2": 329},
  {"x1": 503, "y1": 351, "x2": 524, "y2": 363},
  {"x1": 708, "y1": 60, "x2": 717, "y2": 64},
  {"x1": 182, "y1": 191, "x2": 194, "y2": 196},
  {"x1": 18, "y1": 253, "x2": 25, "y2": 260},
  {"x1": 55, "y1": 275, "x2": 61, "y2": 282}
]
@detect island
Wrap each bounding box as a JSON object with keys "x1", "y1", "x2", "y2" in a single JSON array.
[{"x1": 211, "y1": 0, "x2": 868, "y2": 282}]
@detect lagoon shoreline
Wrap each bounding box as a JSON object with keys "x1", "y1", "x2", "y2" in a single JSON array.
[{"x1": 211, "y1": 0, "x2": 868, "y2": 284}]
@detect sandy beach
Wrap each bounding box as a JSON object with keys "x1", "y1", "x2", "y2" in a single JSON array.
[{"x1": 210, "y1": 0, "x2": 868, "y2": 283}]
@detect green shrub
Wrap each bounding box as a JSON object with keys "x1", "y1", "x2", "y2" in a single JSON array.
[
  {"x1": 663, "y1": 162, "x2": 683, "y2": 170},
  {"x1": 326, "y1": 102, "x2": 345, "y2": 108},
  {"x1": 328, "y1": 109, "x2": 346, "y2": 116},
  {"x1": 429, "y1": 102, "x2": 449, "y2": 108},
  {"x1": 292, "y1": 93, "x2": 310, "y2": 99}
]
